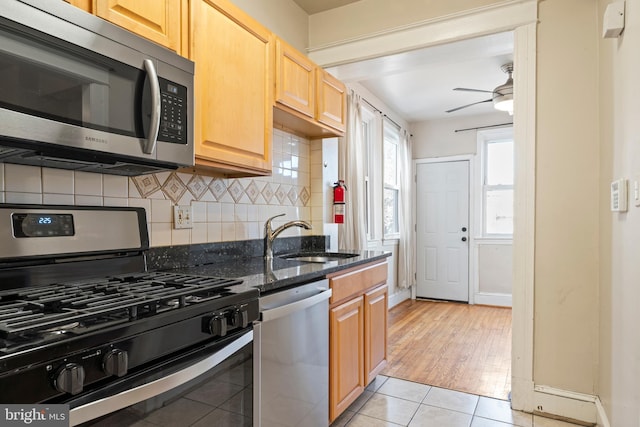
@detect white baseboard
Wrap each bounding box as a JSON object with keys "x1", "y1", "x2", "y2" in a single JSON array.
[
  {"x1": 388, "y1": 288, "x2": 411, "y2": 309},
  {"x1": 474, "y1": 292, "x2": 512, "y2": 307},
  {"x1": 533, "y1": 385, "x2": 597, "y2": 425},
  {"x1": 595, "y1": 397, "x2": 611, "y2": 427}
]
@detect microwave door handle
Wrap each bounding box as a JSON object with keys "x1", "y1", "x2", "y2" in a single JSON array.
[{"x1": 142, "y1": 59, "x2": 161, "y2": 155}]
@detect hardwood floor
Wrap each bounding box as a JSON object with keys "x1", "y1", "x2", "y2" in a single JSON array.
[{"x1": 381, "y1": 299, "x2": 512, "y2": 401}]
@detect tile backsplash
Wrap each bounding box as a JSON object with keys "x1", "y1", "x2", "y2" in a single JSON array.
[{"x1": 0, "y1": 129, "x2": 313, "y2": 247}]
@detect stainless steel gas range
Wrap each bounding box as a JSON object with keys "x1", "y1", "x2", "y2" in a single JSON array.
[{"x1": 0, "y1": 204, "x2": 258, "y2": 426}]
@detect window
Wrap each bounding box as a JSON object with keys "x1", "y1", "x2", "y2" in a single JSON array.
[
  {"x1": 361, "y1": 106, "x2": 376, "y2": 240},
  {"x1": 383, "y1": 119, "x2": 400, "y2": 238},
  {"x1": 480, "y1": 130, "x2": 514, "y2": 236}
]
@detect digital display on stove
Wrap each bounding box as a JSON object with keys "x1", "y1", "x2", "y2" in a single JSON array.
[{"x1": 12, "y1": 213, "x2": 75, "y2": 238}]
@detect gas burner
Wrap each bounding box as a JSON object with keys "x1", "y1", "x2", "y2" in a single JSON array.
[{"x1": 41, "y1": 322, "x2": 80, "y2": 335}]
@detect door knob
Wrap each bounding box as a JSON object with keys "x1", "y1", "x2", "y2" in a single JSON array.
[
  {"x1": 461, "y1": 237, "x2": 467, "y2": 242},
  {"x1": 461, "y1": 227, "x2": 467, "y2": 232}
]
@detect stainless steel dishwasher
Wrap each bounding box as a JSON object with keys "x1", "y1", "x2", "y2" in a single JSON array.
[{"x1": 253, "y1": 279, "x2": 332, "y2": 427}]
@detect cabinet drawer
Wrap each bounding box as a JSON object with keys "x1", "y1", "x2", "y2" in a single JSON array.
[{"x1": 329, "y1": 261, "x2": 387, "y2": 305}]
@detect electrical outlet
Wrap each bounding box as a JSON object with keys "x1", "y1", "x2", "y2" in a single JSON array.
[{"x1": 173, "y1": 205, "x2": 193, "y2": 229}]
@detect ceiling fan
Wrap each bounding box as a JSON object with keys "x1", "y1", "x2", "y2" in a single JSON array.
[{"x1": 446, "y1": 62, "x2": 514, "y2": 114}]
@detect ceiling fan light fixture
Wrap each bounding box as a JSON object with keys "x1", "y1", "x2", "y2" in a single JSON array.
[{"x1": 493, "y1": 63, "x2": 514, "y2": 114}]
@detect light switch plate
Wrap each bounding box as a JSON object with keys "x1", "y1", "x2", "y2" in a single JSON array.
[
  {"x1": 634, "y1": 176, "x2": 640, "y2": 207},
  {"x1": 173, "y1": 205, "x2": 193, "y2": 229}
]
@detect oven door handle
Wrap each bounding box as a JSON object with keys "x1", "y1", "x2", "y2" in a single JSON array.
[
  {"x1": 260, "y1": 288, "x2": 332, "y2": 322},
  {"x1": 69, "y1": 330, "x2": 252, "y2": 427}
]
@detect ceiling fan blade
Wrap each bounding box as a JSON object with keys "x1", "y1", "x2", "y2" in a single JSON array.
[
  {"x1": 445, "y1": 98, "x2": 492, "y2": 113},
  {"x1": 453, "y1": 87, "x2": 494, "y2": 94}
]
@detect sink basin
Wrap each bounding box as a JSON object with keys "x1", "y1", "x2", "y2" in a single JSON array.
[{"x1": 278, "y1": 252, "x2": 358, "y2": 263}]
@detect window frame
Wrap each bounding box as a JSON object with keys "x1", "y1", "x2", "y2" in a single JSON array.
[
  {"x1": 382, "y1": 118, "x2": 401, "y2": 240},
  {"x1": 477, "y1": 127, "x2": 514, "y2": 239}
]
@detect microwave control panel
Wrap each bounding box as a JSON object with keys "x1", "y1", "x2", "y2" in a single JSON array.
[{"x1": 158, "y1": 78, "x2": 187, "y2": 145}]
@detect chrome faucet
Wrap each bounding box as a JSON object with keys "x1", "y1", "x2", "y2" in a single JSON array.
[{"x1": 264, "y1": 213, "x2": 312, "y2": 260}]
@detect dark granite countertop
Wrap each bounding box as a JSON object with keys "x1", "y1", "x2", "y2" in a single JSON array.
[
  {"x1": 147, "y1": 236, "x2": 390, "y2": 294},
  {"x1": 169, "y1": 251, "x2": 390, "y2": 293}
]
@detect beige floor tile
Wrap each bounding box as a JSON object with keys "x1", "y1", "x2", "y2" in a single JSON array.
[
  {"x1": 348, "y1": 390, "x2": 374, "y2": 412},
  {"x1": 422, "y1": 387, "x2": 479, "y2": 415},
  {"x1": 471, "y1": 416, "x2": 515, "y2": 427},
  {"x1": 475, "y1": 397, "x2": 532, "y2": 427},
  {"x1": 330, "y1": 410, "x2": 356, "y2": 427},
  {"x1": 408, "y1": 405, "x2": 473, "y2": 427},
  {"x1": 366, "y1": 375, "x2": 390, "y2": 392},
  {"x1": 359, "y1": 393, "x2": 421, "y2": 425},
  {"x1": 377, "y1": 378, "x2": 432, "y2": 403},
  {"x1": 347, "y1": 413, "x2": 404, "y2": 426}
]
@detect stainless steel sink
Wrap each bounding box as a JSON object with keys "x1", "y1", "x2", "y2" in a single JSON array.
[{"x1": 278, "y1": 252, "x2": 358, "y2": 263}]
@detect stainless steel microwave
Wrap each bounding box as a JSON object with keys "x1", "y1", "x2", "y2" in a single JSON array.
[{"x1": 0, "y1": 1, "x2": 194, "y2": 176}]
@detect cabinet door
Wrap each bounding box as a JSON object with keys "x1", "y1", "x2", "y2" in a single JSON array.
[
  {"x1": 95, "y1": 0, "x2": 181, "y2": 52},
  {"x1": 330, "y1": 296, "x2": 364, "y2": 422},
  {"x1": 364, "y1": 284, "x2": 388, "y2": 384},
  {"x1": 65, "y1": 0, "x2": 92, "y2": 13},
  {"x1": 190, "y1": 0, "x2": 273, "y2": 175},
  {"x1": 275, "y1": 38, "x2": 315, "y2": 118},
  {"x1": 316, "y1": 69, "x2": 346, "y2": 133}
]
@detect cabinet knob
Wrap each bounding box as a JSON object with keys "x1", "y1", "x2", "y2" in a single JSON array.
[{"x1": 461, "y1": 237, "x2": 467, "y2": 242}]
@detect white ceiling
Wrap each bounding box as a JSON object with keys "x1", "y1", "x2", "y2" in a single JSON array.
[
  {"x1": 325, "y1": 31, "x2": 515, "y2": 123},
  {"x1": 292, "y1": 0, "x2": 360, "y2": 14}
]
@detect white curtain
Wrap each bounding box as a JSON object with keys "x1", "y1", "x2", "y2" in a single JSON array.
[
  {"x1": 397, "y1": 129, "x2": 414, "y2": 289},
  {"x1": 338, "y1": 90, "x2": 367, "y2": 250}
]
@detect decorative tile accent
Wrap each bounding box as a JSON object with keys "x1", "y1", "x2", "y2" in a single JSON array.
[
  {"x1": 209, "y1": 178, "x2": 227, "y2": 201},
  {"x1": 274, "y1": 184, "x2": 288, "y2": 205},
  {"x1": 161, "y1": 172, "x2": 187, "y2": 204},
  {"x1": 287, "y1": 186, "x2": 298, "y2": 205},
  {"x1": 132, "y1": 174, "x2": 161, "y2": 198},
  {"x1": 187, "y1": 175, "x2": 208, "y2": 200},
  {"x1": 227, "y1": 179, "x2": 245, "y2": 203},
  {"x1": 245, "y1": 180, "x2": 260, "y2": 204},
  {"x1": 261, "y1": 183, "x2": 275, "y2": 203},
  {"x1": 299, "y1": 187, "x2": 310, "y2": 206}
]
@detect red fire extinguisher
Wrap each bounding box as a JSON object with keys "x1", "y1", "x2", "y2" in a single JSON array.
[{"x1": 333, "y1": 180, "x2": 347, "y2": 224}]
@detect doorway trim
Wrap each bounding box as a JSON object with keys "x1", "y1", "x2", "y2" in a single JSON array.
[
  {"x1": 414, "y1": 155, "x2": 475, "y2": 304},
  {"x1": 309, "y1": 1, "x2": 537, "y2": 413}
]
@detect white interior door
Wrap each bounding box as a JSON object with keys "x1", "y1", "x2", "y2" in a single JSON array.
[{"x1": 416, "y1": 161, "x2": 469, "y2": 302}]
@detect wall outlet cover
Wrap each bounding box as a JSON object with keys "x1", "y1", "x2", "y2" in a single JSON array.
[{"x1": 174, "y1": 205, "x2": 193, "y2": 229}]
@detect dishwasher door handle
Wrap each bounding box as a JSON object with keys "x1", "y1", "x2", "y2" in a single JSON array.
[{"x1": 261, "y1": 288, "x2": 332, "y2": 322}]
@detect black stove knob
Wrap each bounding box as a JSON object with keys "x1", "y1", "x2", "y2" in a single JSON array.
[
  {"x1": 207, "y1": 314, "x2": 228, "y2": 337},
  {"x1": 54, "y1": 363, "x2": 85, "y2": 395},
  {"x1": 233, "y1": 308, "x2": 249, "y2": 328},
  {"x1": 103, "y1": 349, "x2": 129, "y2": 377}
]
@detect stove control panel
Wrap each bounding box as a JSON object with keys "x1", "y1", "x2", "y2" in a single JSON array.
[
  {"x1": 203, "y1": 304, "x2": 251, "y2": 338},
  {"x1": 103, "y1": 349, "x2": 129, "y2": 377},
  {"x1": 53, "y1": 363, "x2": 85, "y2": 395}
]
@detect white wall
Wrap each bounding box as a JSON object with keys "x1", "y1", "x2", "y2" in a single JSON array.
[
  {"x1": 411, "y1": 111, "x2": 510, "y2": 158},
  {"x1": 597, "y1": 0, "x2": 640, "y2": 424},
  {"x1": 229, "y1": 0, "x2": 309, "y2": 51}
]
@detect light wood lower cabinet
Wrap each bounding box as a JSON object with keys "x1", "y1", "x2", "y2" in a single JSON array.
[
  {"x1": 329, "y1": 260, "x2": 388, "y2": 423},
  {"x1": 330, "y1": 296, "x2": 364, "y2": 421}
]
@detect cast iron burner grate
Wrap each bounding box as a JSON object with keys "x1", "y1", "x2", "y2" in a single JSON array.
[{"x1": 0, "y1": 272, "x2": 241, "y2": 339}]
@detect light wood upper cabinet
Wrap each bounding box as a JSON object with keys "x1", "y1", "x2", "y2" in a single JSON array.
[
  {"x1": 188, "y1": 0, "x2": 273, "y2": 176},
  {"x1": 94, "y1": 0, "x2": 181, "y2": 53},
  {"x1": 273, "y1": 38, "x2": 346, "y2": 139},
  {"x1": 65, "y1": 0, "x2": 92, "y2": 13},
  {"x1": 317, "y1": 69, "x2": 347, "y2": 133},
  {"x1": 328, "y1": 260, "x2": 388, "y2": 423},
  {"x1": 275, "y1": 38, "x2": 315, "y2": 119}
]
